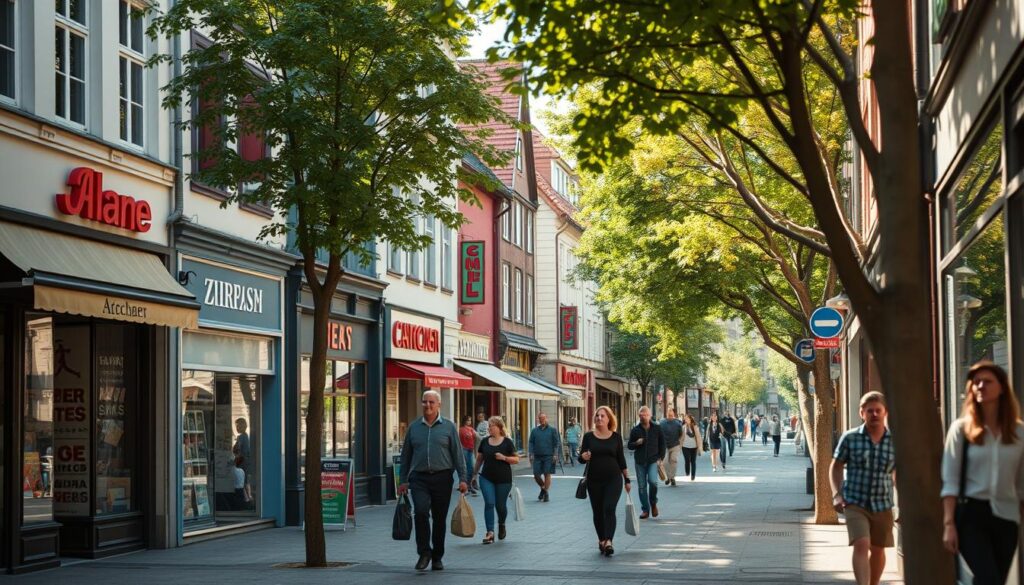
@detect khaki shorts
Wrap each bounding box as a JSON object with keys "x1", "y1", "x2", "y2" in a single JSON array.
[{"x1": 844, "y1": 505, "x2": 895, "y2": 548}]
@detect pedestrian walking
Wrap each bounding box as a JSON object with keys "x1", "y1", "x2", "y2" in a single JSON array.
[
  {"x1": 459, "y1": 416, "x2": 479, "y2": 495},
  {"x1": 707, "y1": 413, "x2": 726, "y2": 472},
  {"x1": 749, "y1": 414, "x2": 759, "y2": 442},
  {"x1": 770, "y1": 415, "x2": 783, "y2": 457},
  {"x1": 566, "y1": 418, "x2": 582, "y2": 466},
  {"x1": 475, "y1": 412, "x2": 490, "y2": 440},
  {"x1": 721, "y1": 413, "x2": 737, "y2": 457},
  {"x1": 474, "y1": 416, "x2": 519, "y2": 545},
  {"x1": 736, "y1": 415, "x2": 746, "y2": 447},
  {"x1": 660, "y1": 409, "x2": 684, "y2": 486},
  {"x1": 941, "y1": 361, "x2": 1024, "y2": 585},
  {"x1": 680, "y1": 413, "x2": 703, "y2": 482},
  {"x1": 628, "y1": 406, "x2": 666, "y2": 519},
  {"x1": 700, "y1": 416, "x2": 709, "y2": 436},
  {"x1": 761, "y1": 416, "x2": 770, "y2": 446},
  {"x1": 397, "y1": 390, "x2": 468, "y2": 572},
  {"x1": 528, "y1": 412, "x2": 560, "y2": 502},
  {"x1": 829, "y1": 391, "x2": 895, "y2": 585},
  {"x1": 579, "y1": 405, "x2": 632, "y2": 556},
  {"x1": 790, "y1": 414, "x2": 798, "y2": 432}
]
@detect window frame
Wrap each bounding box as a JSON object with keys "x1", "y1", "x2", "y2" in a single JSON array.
[
  {"x1": 515, "y1": 135, "x2": 523, "y2": 171},
  {"x1": 501, "y1": 200, "x2": 511, "y2": 241},
  {"x1": 118, "y1": 1, "x2": 146, "y2": 148},
  {"x1": 526, "y1": 274, "x2": 534, "y2": 325},
  {"x1": 525, "y1": 210, "x2": 534, "y2": 254},
  {"x1": 0, "y1": 0, "x2": 16, "y2": 103},
  {"x1": 513, "y1": 201, "x2": 523, "y2": 247},
  {"x1": 441, "y1": 227, "x2": 453, "y2": 290},
  {"x1": 424, "y1": 214, "x2": 437, "y2": 285},
  {"x1": 514, "y1": 268, "x2": 523, "y2": 323},
  {"x1": 502, "y1": 263, "x2": 511, "y2": 320},
  {"x1": 54, "y1": 3, "x2": 88, "y2": 128}
]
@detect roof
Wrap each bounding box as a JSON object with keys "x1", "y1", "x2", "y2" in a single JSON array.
[
  {"x1": 500, "y1": 331, "x2": 548, "y2": 354},
  {"x1": 461, "y1": 151, "x2": 513, "y2": 198},
  {"x1": 536, "y1": 173, "x2": 584, "y2": 231},
  {"x1": 458, "y1": 59, "x2": 525, "y2": 188}
]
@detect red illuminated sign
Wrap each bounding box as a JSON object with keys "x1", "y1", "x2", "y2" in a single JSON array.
[
  {"x1": 461, "y1": 241, "x2": 485, "y2": 304},
  {"x1": 392, "y1": 321, "x2": 440, "y2": 353},
  {"x1": 560, "y1": 365, "x2": 587, "y2": 388},
  {"x1": 56, "y1": 167, "x2": 152, "y2": 233},
  {"x1": 328, "y1": 321, "x2": 354, "y2": 351}
]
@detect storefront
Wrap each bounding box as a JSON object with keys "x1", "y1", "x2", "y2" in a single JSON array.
[
  {"x1": 385, "y1": 307, "x2": 471, "y2": 491},
  {"x1": 498, "y1": 334, "x2": 555, "y2": 452},
  {"x1": 595, "y1": 376, "x2": 625, "y2": 417},
  {"x1": 286, "y1": 272, "x2": 385, "y2": 520},
  {"x1": 0, "y1": 182, "x2": 198, "y2": 569},
  {"x1": 452, "y1": 331, "x2": 502, "y2": 423},
  {"x1": 175, "y1": 226, "x2": 295, "y2": 541},
  {"x1": 548, "y1": 364, "x2": 587, "y2": 434}
]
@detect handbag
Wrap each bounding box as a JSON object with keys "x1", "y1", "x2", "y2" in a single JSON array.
[
  {"x1": 510, "y1": 483, "x2": 525, "y2": 521},
  {"x1": 955, "y1": 427, "x2": 973, "y2": 585},
  {"x1": 624, "y1": 493, "x2": 640, "y2": 536},
  {"x1": 657, "y1": 462, "x2": 668, "y2": 482},
  {"x1": 450, "y1": 493, "x2": 476, "y2": 538},
  {"x1": 576, "y1": 462, "x2": 590, "y2": 499},
  {"x1": 391, "y1": 493, "x2": 413, "y2": 540}
]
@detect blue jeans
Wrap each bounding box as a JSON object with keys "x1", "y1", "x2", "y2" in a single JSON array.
[
  {"x1": 478, "y1": 476, "x2": 511, "y2": 531},
  {"x1": 463, "y1": 448, "x2": 476, "y2": 487},
  {"x1": 568, "y1": 442, "x2": 579, "y2": 466},
  {"x1": 635, "y1": 461, "x2": 659, "y2": 513}
]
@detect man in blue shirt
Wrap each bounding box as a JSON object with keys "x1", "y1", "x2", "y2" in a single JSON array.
[
  {"x1": 529, "y1": 412, "x2": 560, "y2": 502},
  {"x1": 565, "y1": 418, "x2": 582, "y2": 467},
  {"x1": 830, "y1": 391, "x2": 895, "y2": 585}
]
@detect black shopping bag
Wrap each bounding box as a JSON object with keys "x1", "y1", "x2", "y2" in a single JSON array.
[{"x1": 392, "y1": 493, "x2": 413, "y2": 540}]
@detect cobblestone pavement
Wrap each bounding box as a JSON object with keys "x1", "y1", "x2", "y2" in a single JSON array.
[{"x1": 11, "y1": 438, "x2": 903, "y2": 584}]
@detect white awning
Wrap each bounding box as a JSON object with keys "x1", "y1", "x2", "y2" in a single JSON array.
[{"x1": 452, "y1": 360, "x2": 561, "y2": 400}]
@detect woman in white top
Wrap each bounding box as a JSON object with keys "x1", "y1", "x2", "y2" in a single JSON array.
[
  {"x1": 680, "y1": 414, "x2": 703, "y2": 481},
  {"x1": 941, "y1": 361, "x2": 1024, "y2": 585}
]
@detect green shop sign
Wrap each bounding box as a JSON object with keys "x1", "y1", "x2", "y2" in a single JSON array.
[{"x1": 460, "y1": 241, "x2": 485, "y2": 304}]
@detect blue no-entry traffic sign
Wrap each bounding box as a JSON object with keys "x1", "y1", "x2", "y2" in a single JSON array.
[
  {"x1": 809, "y1": 306, "x2": 845, "y2": 338},
  {"x1": 794, "y1": 339, "x2": 815, "y2": 364}
]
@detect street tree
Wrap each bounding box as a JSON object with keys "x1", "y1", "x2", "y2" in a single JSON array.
[
  {"x1": 150, "y1": 0, "x2": 506, "y2": 567},
  {"x1": 706, "y1": 341, "x2": 766, "y2": 407},
  {"x1": 607, "y1": 329, "x2": 660, "y2": 408},
  {"x1": 456, "y1": 2, "x2": 946, "y2": 578}
]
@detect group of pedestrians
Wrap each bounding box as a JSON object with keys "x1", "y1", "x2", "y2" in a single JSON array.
[{"x1": 828, "y1": 360, "x2": 1024, "y2": 585}]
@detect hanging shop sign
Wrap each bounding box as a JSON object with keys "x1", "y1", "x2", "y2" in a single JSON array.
[
  {"x1": 460, "y1": 241, "x2": 486, "y2": 305},
  {"x1": 558, "y1": 364, "x2": 588, "y2": 390},
  {"x1": 56, "y1": 167, "x2": 153, "y2": 233},
  {"x1": 53, "y1": 325, "x2": 92, "y2": 516},
  {"x1": 321, "y1": 458, "x2": 355, "y2": 530},
  {"x1": 559, "y1": 306, "x2": 579, "y2": 351},
  {"x1": 388, "y1": 309, "x2": 443, "y2": 364},
  {"x1": 180, "y1": 258, "x2": 282, "y2": 333}
]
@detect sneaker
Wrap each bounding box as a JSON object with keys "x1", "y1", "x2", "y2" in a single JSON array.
[
  {"x1": 713, "y1": 467, "x2": 718, "y2": 472},
  {"x1": 538, "y1": 489, "x2": 545, "y2": 501}
]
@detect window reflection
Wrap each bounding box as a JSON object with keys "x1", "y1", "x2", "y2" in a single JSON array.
[
  {"x1": 299, "y1": 358, "x2": 365, "y2": 478},
  {"x1": 946, "y1": 122, "x2": 1003, "y2": 250}
]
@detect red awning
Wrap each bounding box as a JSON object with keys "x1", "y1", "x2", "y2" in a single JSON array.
[{"x1": 386, "y1": 360, "x2": 473, "y2": 389}]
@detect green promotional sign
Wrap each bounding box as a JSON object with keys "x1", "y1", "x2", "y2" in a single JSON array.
[
  {"x1": 560, "y1": 306, "x2": 578, "y2": 350},
  {"x1": 392, "y1": 454, "x2": 402, "y2": 494},
  {"x1": 321, "y1": 458, "x2": 352, "y2": 529},
  {"x1": 460, "y1": 241, "x2": 485, "y2": 304}
]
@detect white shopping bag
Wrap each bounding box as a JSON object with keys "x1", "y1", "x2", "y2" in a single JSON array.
[
  {"x1": 624, "y1": 494, "x2": 640, "y2": 536},
  {"x1": 510, "y1": 484, "x2": 525, "y2": 521}
]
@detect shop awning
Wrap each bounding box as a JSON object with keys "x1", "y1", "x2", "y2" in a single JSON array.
[
  {"x1": 596, "y1": 377, "x2": 627, "y2": 396},
  {"x1": 452, "y1": 360, "x2": 562, "y2": 400},
  {"x1": 500, "y1": 331, "x2": 548, "y2": 354},
  {"x1": 0, "y1": 221, "x2": 199, "y2": 329},
  {"x1": 515, "y1": 373, "x2": 586, "y2": 407},
  {"x1": 386, "y1": 360, "x2": 473, "y2": 389}
]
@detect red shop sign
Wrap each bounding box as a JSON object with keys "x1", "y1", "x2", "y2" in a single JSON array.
[
  {"x1": 56, "y1": 167, "x2": 152, "y2": 233},
  {"x1": 392, "y1": 321, "x2": 440, "y2": 353}
]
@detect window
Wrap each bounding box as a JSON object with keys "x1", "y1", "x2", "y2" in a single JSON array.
[
  {"x1": 514, "y1": 269, "x2": 523, "y2": 322},
  {"x1": 0, "y1": 0, "x2": 14, "y2": 101},
  {"x1": 238, "y1": 93, "x2": 268, "y2": 194},
  {"x1": 526, "y1": 274, "x2": 534, "y2": 325},
  {"x1": 118, "y1": 1, "x2": 145, "y2": 146},
  {"x1": 501, "y1": 200, "x2": 511, "y2": 241},
  {"x1": 525, "y1": 210, "x2": 534, "y2": 253},
  {"x1": 943, "y1": 121, "x2": 1003, "y2": 252},
  {"x1": 513, "y1": 202, "x2": 523, "y2": 247},
  {"x1": 502, "y1": 264, "x2": 511, "y2": 319},
  {"x1": 407, "y1": 195, "x2": 421, "y2": 279},
  {"x1": 389, "y1": 242, "x2": 403, "y2": 273},
  {"x1": 553, "y1": 164, "x2": 569, "y2": 196},
  {"x1": 441, "y1": 227, "x2": 452, "y2": 289},
  {"x1": 515, "y1": 135, "x2": 523, "y2": 170},
  {"x1": 424, "y1": 215, "x2": 436, "y2": 284},
  {"x1": 300, "y1": 359, "x2": 367, "y2": 474},
  {"x1": 55, "y1": 0, "x2": 87, "y2": 125}
]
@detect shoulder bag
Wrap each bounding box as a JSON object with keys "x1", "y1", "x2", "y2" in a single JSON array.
[
  {"x1": 576, "y1": 461, "x2": 590, "y2": 499},
  {"x1": 954, "y1": 424, "x2": 974, "y2": 585}
]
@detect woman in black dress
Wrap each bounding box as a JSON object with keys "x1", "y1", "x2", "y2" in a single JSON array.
[
  {"x1": 579, "y1": 405, "x2": 632, "y2": 556},
  {"x1": 708, "y1": 413, "x2": 725, "y2": 472},
  {"x1": 474, "y1": 416, "x2": 519, "y2": 544}
]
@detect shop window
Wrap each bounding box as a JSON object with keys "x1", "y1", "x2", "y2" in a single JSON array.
[
  {"x1": 95, "y1": 324, "x2": 137, "y2": 516},
  {"x1": 182, "y1": 371, "x2": 261, "y2": 526},
  {"x1": 118, "y1": 1, "x2": 144, "y2": 147},
  {"x1": 944, "y1": 120, "x2": 1003, "y2": 252},
  {"x1": 300, "y1": 358, "x2": 366, "y2": 477},
  {"x1": 942, "y1": 211, "x2": 1008, "y2": 416},
  {"x1": 23, "y1": 315, "x2": 55, "y2": 524},
  {"x1": 0, "y1": 0, "x2": 14, "y2": 101},
  {"x1": 55, "y1": 1, "x2": 87, "y2": 126}
]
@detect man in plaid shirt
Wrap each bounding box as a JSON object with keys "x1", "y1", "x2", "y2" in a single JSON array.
[{"x1": 830, "y1": 391, "x2": 895, "y2": 585}]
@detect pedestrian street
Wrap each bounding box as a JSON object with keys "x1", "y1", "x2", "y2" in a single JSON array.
[{"x1": 8, "y1": 437, "x2": 902, "y2": 585}]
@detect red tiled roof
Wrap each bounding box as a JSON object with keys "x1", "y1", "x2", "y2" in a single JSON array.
[
  {"x1": 458, "y1": 59, "x2": 524, "y2": 187},
  {"x1": 536, "y1": 173, "x2": 583, "y2": 231}
]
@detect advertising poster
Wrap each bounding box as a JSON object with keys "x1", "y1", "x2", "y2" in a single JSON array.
[
  {"x1": 53, "y1": 325, "x2": 91, "y2": 516},
  {"x1": 321, "y1": 458, "x2": 353, "y2": 529},
  {"x1": 392, "y1": 455, "x2": 402, "y2": 495}
]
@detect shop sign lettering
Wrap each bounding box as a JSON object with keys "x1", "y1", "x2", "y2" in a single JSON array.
[
  {"x1": 457, "y1": 337, "x2": 490, "y2": 361},
  {"x1": 328, "y1": 321, "x2": 354, "y2": 351},
  {"x1": 203, "y1": 278, "x2": 264, "y2": 314},
  {"x1": 53, "y1": 326, "x2": 92, "y2": 516},
  {"x1": 56, "y1": 167, "x2": 152, "y2": 233},
  {"x1": 559, "y1": 365, "x2": 587, "y2": 389},
  {"x1": 102, "y1": 298, "x2": 148, "y2": 319},
  {"x1": 460, "y1": 241, "x2": 485, "y2": 305},
  {"x1": 392, "y1": 321, "x2": 440, "y2": 353}
]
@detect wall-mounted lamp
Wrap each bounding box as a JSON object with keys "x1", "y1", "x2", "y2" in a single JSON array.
[
  {"x1": 825, "y1": 292, "x2": 851, "y2": 310},
  {"x1": 178, "y1": 270, "x2": 197, "y2": 286},
  {"x1": 459, "y1": 308, "x2": 473, "y2": 316}
]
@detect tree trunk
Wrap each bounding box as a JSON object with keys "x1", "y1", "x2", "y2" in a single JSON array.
[
  {"x1": 673, "y1": 387, "x2": 681, "y2": 414},
  {"x1": 811, "y1": 355, "x2": 839, "y2": 524},
  {"x1": 795, "y1": 364, "x2": 816, "y2": 456},
  {"x1": 303, "y1": 289, "x2": 330, "y2": 566}
]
